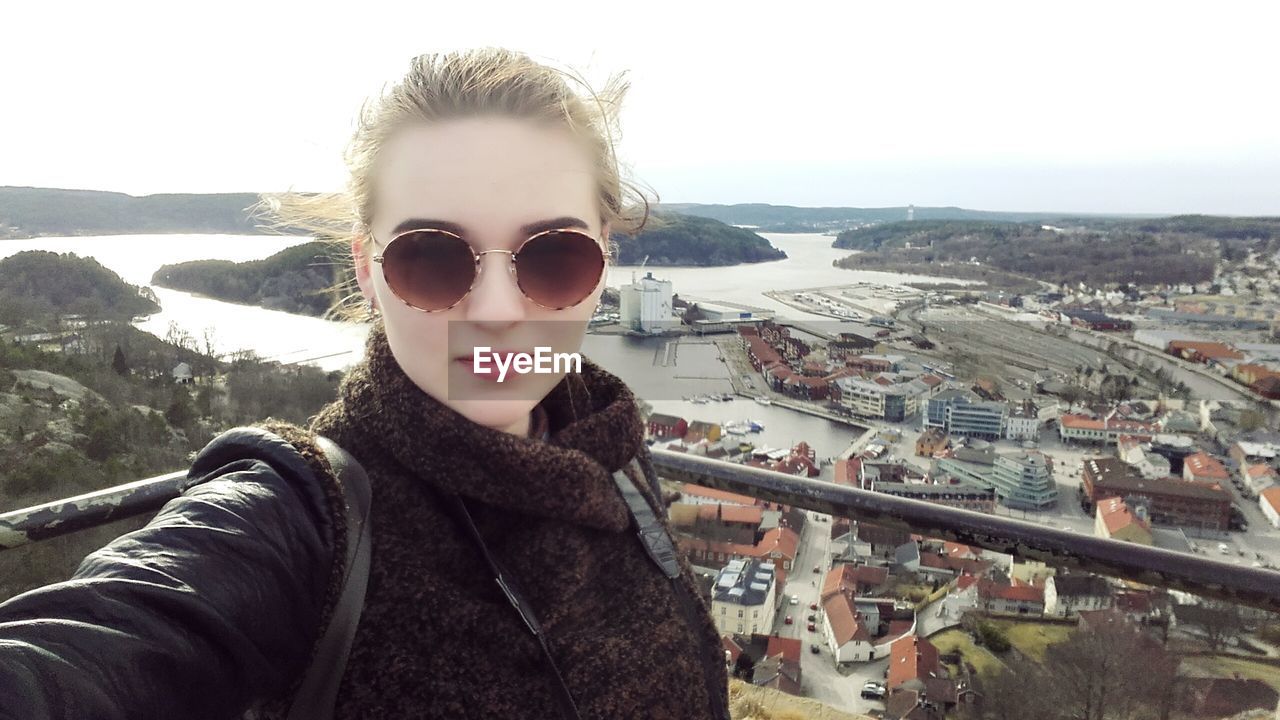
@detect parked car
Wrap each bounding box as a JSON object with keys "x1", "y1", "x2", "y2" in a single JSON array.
[
  {"x1": 1219, "y1": 543, "x2": 1231, "y2": 555},
  {"x1": 789, "y1": 595, "x2": 799, "y2": 605},
  {"x1": 810, "y1": 643, "x2": 820, "y2": 654},
  {"x1": 809, "y1": 603, "x2": 818, "y2": 611},
  {"x1": 807, "y1": 622, "x2": 817, "y2": 632},
  {"x1": 861, "y1": 682, "x2": 886, "y2": 700},
  {"x1": 812, "y1": 565, "x2": 821, "y2": 574},
  {"x1": 784, "y1": 615, "x2": 793, "y2": 625},
  {"x1": 807, "y1": 614, "x2": 816, "y2": 622}
]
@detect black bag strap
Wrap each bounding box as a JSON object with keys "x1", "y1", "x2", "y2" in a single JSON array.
[
  {"x1": 611, "y1": 460, "x2": 680, "y2": 579},
  {"x1": 434, "y1": 456, "x2": 729, "y2": 720},
  {"x1": 284, "y1": 435, "x2": 373, "y2": 720},
  {"x1": 440, "y1": 493, "x2": 583, "y2": 720},
  {"x1": 612, "y1": 458, "x2": 733, "y2": 720}
]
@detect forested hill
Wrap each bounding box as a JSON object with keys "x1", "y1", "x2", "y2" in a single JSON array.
[
  {"x1": 831, "y1": 216, "x2": 1280, "y2": 286},
  {"x1": 0, "y1": 251, "x2": 161, "y2": 323},
  {"x1": 151, "y1": 242, "x2": 346, "y2": 316},
  {"x1": 0, "y1": 186, "x2": 272, "y2": 238},
  {"x1": 614, "y1": 212, "x2": 786, "y2": 265}
]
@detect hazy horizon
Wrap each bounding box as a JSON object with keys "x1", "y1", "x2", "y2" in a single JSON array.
[{"x1": 4, "y1": 2, "x2": 1278, "y2": 216}]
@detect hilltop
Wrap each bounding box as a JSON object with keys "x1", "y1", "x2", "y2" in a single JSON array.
[
  {"x1": 0, "y1": 250, "x2": 161, "y2": 323},
  {"x1": 831, "y1": 215, "x2": 1280, "y2": 287},
  {"x1": 151, "y1": 241, "x2": 348, "y2": 316},
  {"x1": 616, "y1": 212, "x2": 786, "y2": 266}
]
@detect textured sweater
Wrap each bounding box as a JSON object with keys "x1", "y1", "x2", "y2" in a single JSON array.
[{"x1": 287, "y1": 319, "x2": 731, "y2": 718}]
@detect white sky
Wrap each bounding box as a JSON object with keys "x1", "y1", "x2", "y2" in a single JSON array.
[{"x1": 3, "y1": 1, "x2": 1277, "y2": 215}]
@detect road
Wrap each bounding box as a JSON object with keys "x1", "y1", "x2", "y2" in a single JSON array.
[{"x1": 781, "y1": 508, "x2": 889, "y2": 716}]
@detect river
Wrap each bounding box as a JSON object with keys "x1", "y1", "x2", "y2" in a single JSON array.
[{"x1": 0, "y1": 231, "x2": 933, "y2": 460}]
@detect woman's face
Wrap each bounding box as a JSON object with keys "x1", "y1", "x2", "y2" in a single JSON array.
[{"x1": 354, "y1": 116, "x2": 609, "y2": 436}]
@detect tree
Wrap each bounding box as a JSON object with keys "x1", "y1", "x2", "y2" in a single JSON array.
[
  {"x1": 1239, "y1": 409, "x2": 1266, "y2": 432},
  {"x1": 962, "y1": 623, "x2": 1180, "y2": 720},
  {"x1": 1187, "y1": 601, "x2": 1243, "y2": 652},
  {"x1": 111, "y1": 344, "x2": 130, "y2": 376},
  {"x1": 165, "y1": 385, "x2": 197, "y2": 433}
]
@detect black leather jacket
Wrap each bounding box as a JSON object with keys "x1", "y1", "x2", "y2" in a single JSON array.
[{"x1": 0, "y1": 428, "x2": 337, "y2": 720}]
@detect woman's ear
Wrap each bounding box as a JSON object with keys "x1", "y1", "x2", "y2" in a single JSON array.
[{"x1": 352, "y1": 234, "x2": 376, "y2": 301}]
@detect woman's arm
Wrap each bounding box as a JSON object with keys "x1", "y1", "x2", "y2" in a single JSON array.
[{"x1": 0, "y1": 426, "x2": 341, "y2": 720}]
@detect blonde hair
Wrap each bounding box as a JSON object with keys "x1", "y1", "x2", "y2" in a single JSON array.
[{"x1": 251, "y1": 48, "x2": 660, "y2": 322}]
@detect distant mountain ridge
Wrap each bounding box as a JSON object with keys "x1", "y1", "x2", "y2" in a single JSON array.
[
  {"x1": 657, "y1": 202, "x2": 1158, "y2": 232},
  {"x1": 3, "y1": 186, "x2": 1164, "y2": 240},
  {"x1": 0, "y1": 186, "x2": 270, "y2": 238}
]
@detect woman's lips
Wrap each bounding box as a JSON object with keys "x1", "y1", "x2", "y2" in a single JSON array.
[{"x1": 454, "y1": 351, "x2": 524, "y2": 383}]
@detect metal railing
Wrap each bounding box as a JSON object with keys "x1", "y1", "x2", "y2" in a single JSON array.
[{"x1": 3, "y1": 448, "x2": 1279, "y2": 612}]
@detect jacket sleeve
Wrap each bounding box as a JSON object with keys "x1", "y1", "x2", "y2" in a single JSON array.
[{"x1": 0, "y1": 426, "x2": 339, "y2": 720}]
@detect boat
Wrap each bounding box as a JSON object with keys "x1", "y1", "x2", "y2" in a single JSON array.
[
  {"x1": 748, "y1": 420, "x2": 765, "y2": 432},
  {"x1": 691, "y1": 396, "x2": 710, "y2": 404},
  {"x1": 754, "y1": 396, "x2": 772, "y2": 406},
  {"x1": 720, "y1": 393, "x2": 735, "y2": 401}
]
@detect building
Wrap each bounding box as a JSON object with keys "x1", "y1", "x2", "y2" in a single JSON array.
[
  {"x1": 887, "y1": 635, "x2": 943, "y2": 691},
  {"x1": 1261, "y1": 488, "x2": 1280, "y2": 529},
  {"x1": 922, "y1": 387, "x2": 964, "y2": 430},
  {"x1": 1063, "y1": 309, "x2": 1133, "y2": 331},
  {"x1": 1245, "y1": 463, "x2": 1279, "y2": 494},
  {"x1": 1081, "y1": 457, "x2": 1232, "y2": 531},
  {"x1": 924, "y1": 390, "x2": 1007, "y2": 440},
  {"x1": 1058, "y1": 413, "x2": 1159, "y2": 445},
  {"x1": 977, "y1": 579, "x2": 1044, "y2": 615},
  {"x1": 1230, "y1": 440, "x2": 1279, "y2": 467},
  {"x1": 1044, "y1": 574, "x2": 1113, "y2": 618},
  {"x1": 1166, "y1": 340, "x2": 1244, "y2": 365},
  {"x1": 1094, "y1": 497, "x2": 1153, "y2": 545},
  {"x1": 874, "y1": 481, "x2": 996, "y2": 513},
  {"x1": 932, "y1": 446, "x2": 997, "y2": 489},
  {"x1": 832, "y1": 377, "x2": 919, "y2": 422},
  {"x1": 1182, "y1": 452, "x2": 1230, "y2": 484},
  {"x1": 618, "y1": 271, "x2": 674, "y2": 333},
  {"x1": 822, "y1": 593, "x2": 875, "y2": 662},
  {"x1": 646, "y1": 413, "x2": 687, "y2": 439},
  {"x1": 1004, "y1": 400, "x2": 1041, "y2": 441},
  {"x1": 685, "y1": 421, "x2": 722, "y2": 443},
  {"x1": 915, "y1": 427, "x2": 949, "y2": 457},
  {"x1": 988, "y1": 451, "x2": 1059, "y2": 510},
  {"x1": 171, "y1": 362, "x2": 193, "y2": 384},
  {"x1": 1116, "y1": 435, "x2": 1172, "y2": 479},
  {"x1": 710, "y1": 559, "x2": 777, "y2": 636}
]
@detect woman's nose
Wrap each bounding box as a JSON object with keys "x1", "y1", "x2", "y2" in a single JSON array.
[{"x1": 463, "y1": 251, "x2": 527, "y2": 325}]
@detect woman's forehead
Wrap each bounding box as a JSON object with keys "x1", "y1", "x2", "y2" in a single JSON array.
[{"x1": 374, "y1": 121, "x2": 598, "y2": 233}]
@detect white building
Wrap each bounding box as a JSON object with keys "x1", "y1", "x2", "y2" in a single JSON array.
[
  {"x1": 619, "y1": 271, "x2": 674, "y2": 334},
  {"x1": 709, "y1": 558, "x2": 777, "y2": 636},
  {"x1": 1004, "y1": 401, "x2": 1040, "y2": 441},
  {"x1": 1044, "y1": 575, "x2": 1113, "y2": 618},
  {"x1": 1261, "y1": 488, "x2": 1280, "y2": 529}
]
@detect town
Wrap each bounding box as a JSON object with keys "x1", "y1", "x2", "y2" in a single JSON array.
[{"x1": 620, "y1": 248, "x2": 1280, "y2": 719}]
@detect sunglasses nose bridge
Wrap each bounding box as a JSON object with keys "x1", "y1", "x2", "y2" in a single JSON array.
[{"x1": 471, "y1": 248, "x2": 524, "y2": 297}]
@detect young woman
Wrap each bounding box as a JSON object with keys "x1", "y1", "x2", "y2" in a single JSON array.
[{"x1": 0, "y1": 49, "x2": 732, "y2": 719}]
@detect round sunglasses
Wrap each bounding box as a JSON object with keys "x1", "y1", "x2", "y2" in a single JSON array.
[{"x1": 370, "y1": 227, "x2": 610, "y2": 312}]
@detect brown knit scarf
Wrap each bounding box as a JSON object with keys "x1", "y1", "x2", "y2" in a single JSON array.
[
  {"x1": 318, "y1": 317, "x2": 642, "y2": 531},
  {"x1": 305, "y1": 319, "x2": 730, "y2": 718}
]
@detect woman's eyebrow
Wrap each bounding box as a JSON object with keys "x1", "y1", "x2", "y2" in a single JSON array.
[{"x1": 390, "y1": 216, "x2": 590, "y2": 237}]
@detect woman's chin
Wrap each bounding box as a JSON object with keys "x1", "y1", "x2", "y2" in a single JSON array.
[{"x1": 450, "y1": 398, "x2": 537, "y2": 435}]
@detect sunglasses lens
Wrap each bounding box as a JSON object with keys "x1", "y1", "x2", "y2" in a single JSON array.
[
  {"x1": 380, "y1": 230, "x2": 476, "y2": 311},
  {"x1": 516, "y1": 231, "x2": 606, "y2": 309}
]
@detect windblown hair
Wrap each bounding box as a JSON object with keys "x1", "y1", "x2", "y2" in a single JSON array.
[{"x1": 251, "y1": 48, "x2": 659, "y2": 322}]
